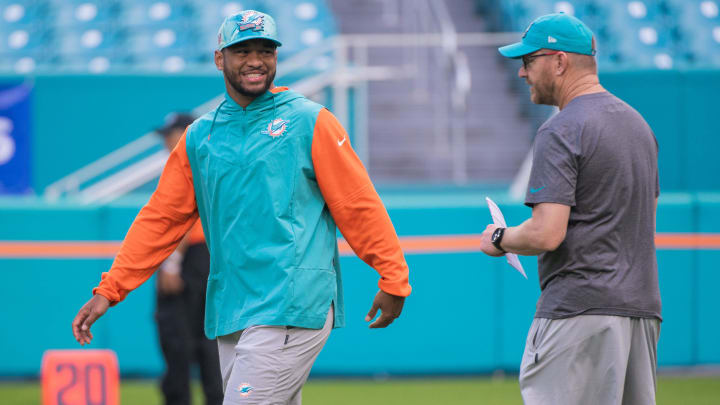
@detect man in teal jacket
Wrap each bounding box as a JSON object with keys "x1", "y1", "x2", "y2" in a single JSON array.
[{"x1": 72, "y1": 10, "x2": 412, "y2": 404}]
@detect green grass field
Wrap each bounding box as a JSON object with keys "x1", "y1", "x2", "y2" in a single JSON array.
[{"x1": 2, "y1": 376, "x2": 719, "y2": 404}]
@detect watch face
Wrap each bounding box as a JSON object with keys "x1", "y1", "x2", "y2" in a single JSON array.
[{"x1": 491, "y1": 229, "x2": 500, "y2": 242}]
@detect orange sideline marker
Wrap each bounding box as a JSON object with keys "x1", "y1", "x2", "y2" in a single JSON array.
[{"x1": 41, "y1": 349, "x2": 119, "y2": 405}]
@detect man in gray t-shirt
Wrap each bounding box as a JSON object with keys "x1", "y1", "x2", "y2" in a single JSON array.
[
  {"x1": 481, "y1": 13, "x2": 661, "y2": 405},
  {"x1": 529, "y1": 91, "x2": 661, "y2": 321}
]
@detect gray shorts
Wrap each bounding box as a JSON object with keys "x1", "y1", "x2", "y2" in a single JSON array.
[
  {"x1": 519, "y1": 315, "x2": 660, "y2": 405},
  {"x1": 217, "y1": 305, "x2": 334, "y2": 405}
]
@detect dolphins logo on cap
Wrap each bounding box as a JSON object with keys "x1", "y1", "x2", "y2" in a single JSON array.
[{"x1": 238, "y1": 11, "x2": 264, "y2": 32}]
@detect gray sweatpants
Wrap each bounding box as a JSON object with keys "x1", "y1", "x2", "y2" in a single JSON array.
[
  {"x1": 519, "y1": 315, "x2": 660, "y2": 405},
  {"x1": 217, "y1": 306, "x2": 334, "y2": 405}
]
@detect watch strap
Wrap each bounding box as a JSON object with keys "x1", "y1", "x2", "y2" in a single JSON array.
[{"x1": 491, "y1": 227, "x2": 506, "y2": 253}]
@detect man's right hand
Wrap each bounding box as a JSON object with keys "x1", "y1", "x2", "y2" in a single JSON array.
[{"x1": 71, "y1": 294, "x2": 110, "y2": 345}]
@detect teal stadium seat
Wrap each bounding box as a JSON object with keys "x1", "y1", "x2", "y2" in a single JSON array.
[
  {"x1": 57, "y1": 24, "x2": 130, "y2": 73},
  {"x1": 127, "y1": 22, "x2": 205, "y2": 73},
  {"x1": 264, "y1": 0, "x2": 336, "y2": 59},
  {"x1": 54, "y1": 0, "x2": 122, "y2": 27},
  {"x1": 0, "y1": 0, "x2": 57, "y2": 73},
  {"x1": 671, "y1": 0, "x2": 720, "y2": 67},
  {"x1": 604, "y1": 1, "x2": 678, "y2": 69},
  {"x1": 54, "y1": 0, "x2": 129, "y2": 74},
  {"x1": 121, "y1": 0, "x2": 207, "y2": 72},
  {"x1": 481, "y1": 0, "x2": 720, "y2": 69},
  {"x1": 615, "y1": 23, "x2": 677, "y2": 69},
  {"x1": 0, "y1": 0, "x2": 51, "y2": 25},
  {"x1": 122, "y1": 0, "x2": 194, "y2": 28},
  {"x1": 54, "y1": 0, "x2": 125, "y2": 73},
  {"x1": 192, "y1": 0, "x2": 264, "y2": 32}
]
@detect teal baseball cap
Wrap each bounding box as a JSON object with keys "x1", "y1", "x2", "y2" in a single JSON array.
[
  {"x1": 498, "y1": 13, "x2": 595, "y2": 59},
  {"x1": 217, "y1": 10, "x2": 282, "y2": 50}
]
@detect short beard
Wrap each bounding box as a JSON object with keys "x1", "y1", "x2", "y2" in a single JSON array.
[
  {"x1": 226, "y1": 68, "x2": 276, "y2": 98},
  {"x1": 533, "y1": 87, "x2": 554, "y2": 106},
  {"x1": 531, "y1": 74, "x2": 556, "y2": 106}
]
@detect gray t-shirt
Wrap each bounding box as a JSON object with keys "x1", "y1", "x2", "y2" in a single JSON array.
[{"x1": 526, "y1": 92, "x2": 661, "y2": 321}]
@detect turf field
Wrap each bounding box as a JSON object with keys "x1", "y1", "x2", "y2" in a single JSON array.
[{"x1": 2, "y1": 376, "x2": 719, "y2": 404}]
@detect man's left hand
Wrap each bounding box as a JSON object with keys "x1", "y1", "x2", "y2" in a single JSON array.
[
  {"x1": 480, "y1": 224, "x2": 505, "y2": 257},
  {"x1": 365, "y1": 290, "x2": 405, "y2": 328}
]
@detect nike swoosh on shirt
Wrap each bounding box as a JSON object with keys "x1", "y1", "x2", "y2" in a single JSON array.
[
  {"x1": 530, "y1": 186, "x2": 545, "y2": 193},
  {"x1": 337, "y1": 137, "x2": 347, "y2": 146}
]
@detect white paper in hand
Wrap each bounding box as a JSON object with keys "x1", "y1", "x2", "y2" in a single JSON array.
[{"x1": 485, "y1": 197, "x2": 527, "y2": 279}]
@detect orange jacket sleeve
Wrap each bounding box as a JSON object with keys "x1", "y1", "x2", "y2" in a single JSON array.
[
  {"x1": 311, "y1": 108, "x2": 411, "y2": 297},
  {"x1": 187, "y1": 220, "x2": 205, "y2": 245},
  {"x1": 93, "y1": 131, "x2": 199, "y2": 304}
]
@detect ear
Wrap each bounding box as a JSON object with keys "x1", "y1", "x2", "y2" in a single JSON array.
[
  {"x1": 555, "y1": 52, "x2": 569, "y2": 76},
  {"x1": 214, "y1": 50, "x2": 224, "y2": 71}
]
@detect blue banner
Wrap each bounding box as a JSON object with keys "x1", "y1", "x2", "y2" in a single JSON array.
[{"x1": 0, "y1": 82, "x2": 32, "y2": 194}]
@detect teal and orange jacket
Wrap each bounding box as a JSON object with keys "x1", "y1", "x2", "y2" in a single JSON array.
[{"x1": 94, "y1": 87, "x2": 411, "y2": 339}]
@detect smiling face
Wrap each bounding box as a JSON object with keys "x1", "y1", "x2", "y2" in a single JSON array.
[{"x1": 215, "y1": 38, "x2": 278, "y2": 107}]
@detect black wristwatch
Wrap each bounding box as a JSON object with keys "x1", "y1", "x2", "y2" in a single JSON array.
[{"x1": 491, "y1": 227, "x2": 506, "y2": 253}]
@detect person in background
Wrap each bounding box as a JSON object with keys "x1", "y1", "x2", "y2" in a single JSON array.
[{"x1": 155, "y1": 113, "x2": 223, "y2": 405}]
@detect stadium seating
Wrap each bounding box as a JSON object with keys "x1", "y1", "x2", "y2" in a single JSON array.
[
  {"x1": 674, "y1": 0, "x2": 720, "y2": 66},
  {"x1": 8, "y1": 0, "x2": 716, "y2": 73},
  {"x1": 480, "y1": 0, "x2": 720, "y2": 69},
  {"x1": 0, "y1": 0, "x2": 337, "y2": 74}
]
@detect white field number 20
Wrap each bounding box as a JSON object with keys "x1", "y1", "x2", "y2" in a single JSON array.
[{"x1": 0, "y1": 117, "x2": 15, "y2": 165}]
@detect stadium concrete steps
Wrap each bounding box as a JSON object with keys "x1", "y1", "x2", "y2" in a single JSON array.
[{"x1": 326, "y1": 0, "x2": 540, "y2": 183}]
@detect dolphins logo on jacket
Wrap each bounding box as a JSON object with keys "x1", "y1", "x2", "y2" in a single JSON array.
[{"x1": 263, "y1": 118, "x2": 288, "y2": 138}]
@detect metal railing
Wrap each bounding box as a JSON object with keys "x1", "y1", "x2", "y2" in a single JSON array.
[{"x1": 428, "y1": 0, "x2": 471, "y2": 184}]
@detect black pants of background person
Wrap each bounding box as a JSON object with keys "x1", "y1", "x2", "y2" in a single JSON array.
[{"x1": 156, "y1": 243, "x2": 223, "y2": 405}]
